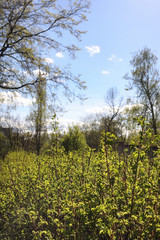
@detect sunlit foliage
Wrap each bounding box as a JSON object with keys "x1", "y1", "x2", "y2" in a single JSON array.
[{"x1": 1, "y1": 120, "x2": 160, "y2": 239}]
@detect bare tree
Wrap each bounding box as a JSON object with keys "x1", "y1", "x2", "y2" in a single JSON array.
[{"x1": 102, "y1": 87, "x2": 123, "y2": 137}]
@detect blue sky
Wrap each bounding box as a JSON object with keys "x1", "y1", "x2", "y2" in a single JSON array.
[
  {"x1": 1, "y1": 0, "x2": 160, "y2": 130},
  {"x1": 57, "y1": 0, "x2": 160, "y2": 128}
]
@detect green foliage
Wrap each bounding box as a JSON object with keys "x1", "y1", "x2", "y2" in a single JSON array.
[
  {"x1": 29, "y1": 75, "x2": 47, "y2": 155},
  {"x1": 62, "y1": 125, "x2": 88, "y2": 152},
  {"x1": 0, "y1": 131, "x2": 10, "y2": 159},
  {"x1": 0, "y1": 0, "x2": 90, "y2": 102},
  {"x1": 125, "y1": 48, "x2": 160, "y2": 135},
  {"x1": 85, "y1": 128, "x2": 101, "y2": 150},
  {"x1": 1, "y1": 123, "x2": 160, "y2": 239}
]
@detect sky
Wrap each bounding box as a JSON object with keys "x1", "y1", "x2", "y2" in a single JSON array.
[
  {"x1": 1, "y1": 0, "x2": 160, "y2": 130},
  {"x1": 58, "y1": 0, "x2": 160, "y2": 128}
]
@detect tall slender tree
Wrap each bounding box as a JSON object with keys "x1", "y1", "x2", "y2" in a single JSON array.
[
  {"x1": 28, "y1": 70, "x2": 47, "y2": 155},
  {"x1": 35, "y1": 72, "x2": 47, "y2": 155}
]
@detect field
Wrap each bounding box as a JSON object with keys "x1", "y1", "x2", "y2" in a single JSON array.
[{"x1": 1, "y1": 131, "x2": 160, "y2": 240}]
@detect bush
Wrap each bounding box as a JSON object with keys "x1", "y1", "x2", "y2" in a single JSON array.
[
  {"x1": 0, "y1": 132, "x2": 10, "y2": 160},
  {"x1": 62, "y1": 125, "x2": 88, "y2": 152}
]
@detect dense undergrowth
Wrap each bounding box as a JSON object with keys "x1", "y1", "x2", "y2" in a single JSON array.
[{"x1": 1, "y1": 127, "x2": 160, "y2": 239}]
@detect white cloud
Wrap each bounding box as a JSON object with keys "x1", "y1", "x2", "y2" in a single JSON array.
[
  {"x1": 46, "y1": 117, "x2": 82, "y2": 133},
  {"x1": 56, "y1": 52, "x2": 64, "y2": 58},
  {"x1": 55, "y1": 79, "x2": 66, "y2": 83},
  {"x1": 0, "y1": 116, "x2": 28, "y2": 131},
  {"x1": 118, "y1": 58, "x2": 123, "y2": 62},
  {"x1": 1, "y1": 80, "x2": 18, "y2": 88},
  {"x1": 85, "y1": 103, "x2": 143, "y2": 115},
  {"x1": 120, "y1": 103, "x2": 143, "y2": 113},
  {"x1": 85, "y1": 106, "x2": 110, "y2": 114},
  {"x1": 59, "y1": 118, "x2": 82, "y2": 129},
  {"x1": 44, "y1": 57, "x2": 54, "y2": 64},
  {"x1": 101, "y1": 70, "x2": 110, "y2": 75},
  {"x1": 85, "y1": 45, "x2": 100, "y2": 56},
  {"x1": 0, "y1": 92, "x2": 35, "y2": 106},
  {"x1": 108, "y1": 54, "x2": 123, "y2": 62},
  {"x1": 33, "y1": 69, "x2": 48, "y2": 77}
]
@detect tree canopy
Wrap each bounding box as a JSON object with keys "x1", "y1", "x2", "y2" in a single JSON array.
[
  {"x1": 0, "y1": 0, "x2": 90, "y2": 100},
  {"x1": 125, "y1": 48, "x2": 160, "y2": 135}
]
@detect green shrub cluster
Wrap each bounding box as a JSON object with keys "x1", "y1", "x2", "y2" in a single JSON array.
[
  {"x1": 0, "y1": 130, "x2": 160, "y2": 239},
  {"x1": 0, "y1": 132, "x2": 10, "y2": 160}
]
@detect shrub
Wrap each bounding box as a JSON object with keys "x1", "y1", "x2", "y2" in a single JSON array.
[{"x1": 62, "y1": 125, "x2": 88, "y2": 152}]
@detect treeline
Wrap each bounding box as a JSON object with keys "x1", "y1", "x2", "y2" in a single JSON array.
[
  {"x1": 0, "y1": 115, "x2": 158, "y2": 163},
  {"x1": 0, "y1": 116, "x2": 119, "y2": 159},
  {"x1": 0, "y1": 109, "x2": 136, "y2": 159}
]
